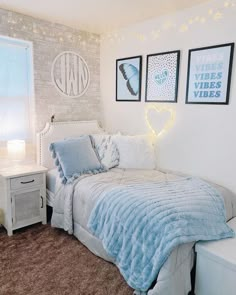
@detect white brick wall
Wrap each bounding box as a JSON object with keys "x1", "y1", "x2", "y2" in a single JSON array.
[{"x1": 0, "y1": 8, "x2": 102, "y2": 133}]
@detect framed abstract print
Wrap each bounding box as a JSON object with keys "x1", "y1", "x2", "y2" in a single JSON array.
[
  {"x1": 116, "y1": 56, "x2": 142, "y2": 102},
  {"x1": 186, "y1": 43, "x2": 234, "y2": 104},
  {"x1": 145, "y1": 50, "x2": 180, "y2": 103}
]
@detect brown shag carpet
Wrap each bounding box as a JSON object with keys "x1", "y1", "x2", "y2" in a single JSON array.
[{"x1": 0, "y1": 224, "x2": 133, "y2": 295}]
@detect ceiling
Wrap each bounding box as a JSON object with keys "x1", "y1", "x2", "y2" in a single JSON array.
[{"x1": 0, "y1": 0, "x2": 210, "y2": 34}]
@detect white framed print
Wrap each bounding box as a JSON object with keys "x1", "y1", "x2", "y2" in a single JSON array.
[{"x1": 186, "y1": 43, "x2": 234, "y2": 105}]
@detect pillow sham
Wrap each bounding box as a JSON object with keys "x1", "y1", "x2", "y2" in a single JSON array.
[
  {"x1": 113, "y1": 135, "x2": 156, "y2": 170},
  {"x1": 91, "y1": 134, "x2": 119, "y2": 169},
  {"x1": 49, "y1": 135, "x2": 106, "y2": 184}
]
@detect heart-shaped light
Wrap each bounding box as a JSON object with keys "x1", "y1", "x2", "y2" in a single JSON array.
[
  {"x1": 155, "y1": 69, "x2": 169, "y2": 85},
  {"x1": 145, "y1": 105, "x2": 176, "y2": 138}
]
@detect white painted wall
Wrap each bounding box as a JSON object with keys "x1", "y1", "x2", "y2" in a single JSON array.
[{"x1": 100, "y1": 0, "x2": 236, "y2": 193}]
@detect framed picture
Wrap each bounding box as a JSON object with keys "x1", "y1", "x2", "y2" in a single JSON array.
[
  {"x1": 116, "y1": 56, "x2": 142, "y2": 102},
  {"x1": 145, "y1": 50, "x2": 180, "y2": 103},
  {"x1": 186, "y1": 43, "x2": 234, "y2": 104}
]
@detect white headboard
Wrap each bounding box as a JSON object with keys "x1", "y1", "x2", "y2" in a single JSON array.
[{"x1": 37, "y1": 120, "x2": 104, "y2": 169}]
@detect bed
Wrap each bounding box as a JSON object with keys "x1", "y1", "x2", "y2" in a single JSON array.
[{"x1": 37, "y1": 120, "x2": 236, "y2": 295}]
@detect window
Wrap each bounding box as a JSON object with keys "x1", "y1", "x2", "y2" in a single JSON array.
[{"x1": 0, "y1": 36, "x2": 34, "y2": 141}]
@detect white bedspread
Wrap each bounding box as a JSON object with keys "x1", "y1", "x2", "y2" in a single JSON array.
[{"x1": 51, "y1": 169, "x2": 236, "y2": 295}]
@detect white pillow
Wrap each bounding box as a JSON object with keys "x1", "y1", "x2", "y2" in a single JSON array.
[
  {"x1": 113, "y1": 135, "x2": 156, "y2": 169},
  {"x1": 91, "y1": 134, "x2": 119, "y2": 169}
]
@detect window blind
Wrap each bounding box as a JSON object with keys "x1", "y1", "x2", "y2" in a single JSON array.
[{"x1": 0, "y1": 39, "x2": 32, "y2": 141}]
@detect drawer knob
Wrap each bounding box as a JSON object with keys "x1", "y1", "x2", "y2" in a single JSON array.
[{"x1": 20, "y1": 180, "x2": 35, "y2": 184}]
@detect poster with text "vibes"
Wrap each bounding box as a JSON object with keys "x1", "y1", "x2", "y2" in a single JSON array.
[{"x1": 186, "y1": 43, "x2": 234, "y2": 105}]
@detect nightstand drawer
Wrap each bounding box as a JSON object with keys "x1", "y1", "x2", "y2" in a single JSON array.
[{"x1": 10, "y1": 174, "x2": 43, "y2": 190}]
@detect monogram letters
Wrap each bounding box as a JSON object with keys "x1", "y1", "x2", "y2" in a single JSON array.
[{"x1": 51, "y1": 51, "x2": 90, "y2": 98}]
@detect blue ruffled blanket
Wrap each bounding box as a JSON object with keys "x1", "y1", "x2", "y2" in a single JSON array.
[{"x1": 88, "y1": 177, "x2": 234, "y2": 292}]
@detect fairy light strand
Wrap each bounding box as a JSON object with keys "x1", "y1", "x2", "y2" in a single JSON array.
[
  {"x1": 145, "y1": 105, "x2": 176, "y2": 138},
  {"x1": 102, "y1": 0, "x2": 235, "y2": 43}
]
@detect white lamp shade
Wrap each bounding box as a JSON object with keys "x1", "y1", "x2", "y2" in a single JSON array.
[{"x1": 7, "y1": 140, "x2": 26, "y2": 162}]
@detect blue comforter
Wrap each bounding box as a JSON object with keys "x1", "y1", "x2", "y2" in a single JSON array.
[{"x1": 88, "y1": 177, "x2": 234, "y2": 292}]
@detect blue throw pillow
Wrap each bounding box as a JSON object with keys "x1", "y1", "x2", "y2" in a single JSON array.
[{"x1": 49, "y1": 135, "x2": 106, "y2": 184}]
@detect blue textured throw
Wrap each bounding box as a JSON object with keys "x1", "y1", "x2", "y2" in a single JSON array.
[{"x1": 88, "y1": 177, "x2": 234, "y2": 291}]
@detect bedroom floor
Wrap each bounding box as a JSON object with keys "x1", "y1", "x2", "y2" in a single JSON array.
[{"x1": 0, "y1": 224, "x2": 133, "y2": 295}]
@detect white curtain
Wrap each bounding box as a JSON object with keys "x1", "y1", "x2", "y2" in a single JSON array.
[{"x1": 0, "y1": 41, "x2": 31, "y2": 141}]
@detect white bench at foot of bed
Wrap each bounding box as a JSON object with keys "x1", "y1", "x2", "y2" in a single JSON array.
[{"x1": 195, "y1": 217, "x2": 236, "y2": 295}]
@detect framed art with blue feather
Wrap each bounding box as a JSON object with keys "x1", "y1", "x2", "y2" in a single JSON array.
[
  {"x1": 145, "y1": 50, "x2": 180, "y2": 103},
  {"x1": 116, "y1": 56, "x2": 142, "y2": 101}
]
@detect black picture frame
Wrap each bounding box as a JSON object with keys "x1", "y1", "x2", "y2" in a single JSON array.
[
  {"x1": 116, "y1": 55, "x2": 142, "y2": 102},
  {"x1": 186, "y1": 43, "x2": 234, "y2": 105},
  {"x1": 145, "y1": 50, "x2": 180, "y2": 103}
]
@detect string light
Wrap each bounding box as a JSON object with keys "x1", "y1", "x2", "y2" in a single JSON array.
[
  {"x1": 145, "y1": 105, "x2": 176, "y2": 138},
  {"x1": 179, "y1": 24, "x2": 188, "y2": 32},
  {"x1": 213, "y1": 12, "x2": 223, "y2": 20},
  {"x1": 151, "y1": 30, "x2": 161, "y2": 40},
  {"x1": 3, "y1": 0, "x2": 235, "y2": 43},
  {"x1": 102, "y1": 0, "x2": 235, "y2": 43},
  {"x1": 3, "y1": 12, "x2": 98, "y2": 46},
  {"x1": 208, "y1": 9, "x2": 214, "y2": 15},
  {"x1": 188, "y1": 18, "x2": 194, "y2": 24},
  {"x1": 163, "y1": 21, "x2": 173, "y2": 30},
  {"x1": 136, "y1": 33, "x2": 146, "y2": 41},
  {"x1": 200, "y1": 17, "x2": 206, "y2": 23}
]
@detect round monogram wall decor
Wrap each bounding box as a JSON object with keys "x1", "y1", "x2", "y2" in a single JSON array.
[{"x1": 51, "y1": 51, "x2": 90, "y2": 98}]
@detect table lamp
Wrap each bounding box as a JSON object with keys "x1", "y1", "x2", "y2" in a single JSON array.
[{"x1": 7, "y1": 140, "x2": 26, "y2": 163}]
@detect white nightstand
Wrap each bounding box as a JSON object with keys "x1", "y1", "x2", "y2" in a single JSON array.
[{"x1": 0, "y1": 165, "x2": 47, "y2": 236}]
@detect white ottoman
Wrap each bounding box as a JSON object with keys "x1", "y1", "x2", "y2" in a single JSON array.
[{"x1": 195, "y1": 217, "x2": 236, "y2": 295}]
